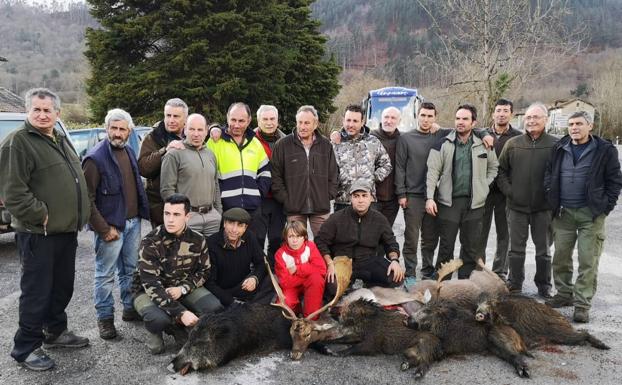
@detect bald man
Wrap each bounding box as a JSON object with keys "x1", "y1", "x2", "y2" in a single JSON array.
[{"x1": 160, "y1": 113, "x2": 222, "y2": 237}]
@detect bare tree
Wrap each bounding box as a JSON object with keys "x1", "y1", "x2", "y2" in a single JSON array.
[
  {"x1": 592, "y1": 54, "x2": 622, "y2": 140},
  {"x1": 415, "y1": 0, "x2": 588, "y2": 124}
]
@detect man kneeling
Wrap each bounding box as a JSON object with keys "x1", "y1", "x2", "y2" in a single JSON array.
[
  {"x1": 133, "y1": 194, "x2": 221, "y2": 354},
  {"x1": 316, "y1": 180, "x2": 405, "y2": 293}
]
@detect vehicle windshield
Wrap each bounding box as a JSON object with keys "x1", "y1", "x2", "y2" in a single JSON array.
[{"x1": 68, "y1": 131, "x2": 91, "y2": 159}]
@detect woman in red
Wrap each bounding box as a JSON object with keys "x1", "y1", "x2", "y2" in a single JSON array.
[{"x1": 274, "y1": 221, "x2": 327, "y2": 319}]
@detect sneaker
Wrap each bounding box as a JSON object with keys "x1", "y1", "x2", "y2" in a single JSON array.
[
  {"x1": 97, "y1": 318, "x2": 117, "y2": 340},
  {"x1": 19, "y1": 348, "x2": 55, "y2": 371},
  {"x1": 545, "y1": 294, "x2": 574, "y2": 308},
  {"x1": 404, "y1": 276, "x2": 417, "y2": 290},
  {"x1": 146, "y1": 332, "x2": 164, "y2": 354},
  {"x1": 122, "y1": 308, "x2": 142, "y2": 322},
  {"x1": 537, "y1": 287, "x2": 553, "y2": 299},
  {"x1": 43, "y1": 330, "x2": 90, "y2": 349},
  {"x1": 573, "y1": 307, "x2": 590, "y2": 323}
]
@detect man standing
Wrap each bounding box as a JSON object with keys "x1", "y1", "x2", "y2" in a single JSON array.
[
  {"x1": 207, "y1": 102, "x2": 271, "y2": 217},
  {"x1": 205, "y1": 208, "x2": 273, "y2": 307},
  {"x1": 138, "y1": 98, "x2": 187, "y2": 226},
  {"x1": 271, "y1": 105, "x2": 338, "y2": 237},
  {"x1": 371, "y1": 107, "x2": 401, "y2": 227},
  {"x1": 333, "y1": 104, "x2": 391, "y2": 211},
  {"x1": 252, "y1": 105, "x2": 287, "y2": 264},
  {"x1": 316, "y1": 180, "x2": 405, "y2": 288},
  {"x1": 544, "y1": 111, "x2": 622, "y2": 322},
  {"x1": 0, "y1": 88, "x2": 90, "y2": 371},
  {"x1": 83, "y1": 108, "x2": 150, "y2": 340},
  {"x1": 160, "y1": 113, "x2": 222, "y2": 237},
  {"x1": 425, "y1": 104, "x2": 498, "y2": 279},
  {"x1": 475, "y1": 99, "x2": 521, "y2": 280},
  {"x1": 133, "y1": 194, "x2": 221, "y2": 354},
  {"x1": 497, "y1": 102, "x2": 558, "y2": 297}
]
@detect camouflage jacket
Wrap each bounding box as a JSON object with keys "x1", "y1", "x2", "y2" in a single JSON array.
[
  {"x1": 333, "y1": 129, "x2": 392, "y2": 204},
  {"x1": 132, "y1": 225, "x2": 210, "y2": 317}
]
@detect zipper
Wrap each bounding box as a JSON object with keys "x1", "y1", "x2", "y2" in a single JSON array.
[{"x1": 49, "y1": 132, "x2": 83, "y2": 232}]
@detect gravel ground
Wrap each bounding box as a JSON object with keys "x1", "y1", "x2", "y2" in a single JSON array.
[{"x1": 1, "y1": 189, "x2": 620, "y2": 385}]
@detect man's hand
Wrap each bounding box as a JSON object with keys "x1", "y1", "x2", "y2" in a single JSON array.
[
  {"x1": 430, "y1": 123, "x2": 441, "y2": 134},
  {"x1": 425, "y1": 199, "x2": 438, "y2": 216},
  {"x1": 398, "y1": 197, "x2": 408, "y2": 209},
  {"x1": 325, "y1": 257, "x2": 336, "y2": 283},
  {"x1": 482, "y1": 135, "x2": 494, "y2": 150},
  {"x1": 180, "y1": 311, "x2": 199, "y2": 327},
  {"x1": 166, "y1": 286, "x2": 183, "y2": 300},
  {"x1": 387, "y1": 260, "x2": 405, "y2": 283},
  {"x1": 241, "y1": 277, "x2": 257, "y2": 292},
  {"x1": 210, "y1": 127, "x2": 222, "y2": 141},
  {"x1": 103, "y1": 226, "x2": 120, "y2": 242},
  {"x1": 166, "y1": 140, "x2": 185, "y2": 152},
  {"x1": 330, "y1": 131, "x2": 341, "y2": 144},
  {"x1": 287, "y1": 264, "x2": 297, "y2": 275}
]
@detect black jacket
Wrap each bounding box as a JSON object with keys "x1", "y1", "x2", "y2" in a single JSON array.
[
  {"x1": 271, "y1": 131, "x2": 338, "y2": 215},
  {"x1": 545, "y1": 135, "x2": 622, "y2": 218},
  {"x1": 315, "y1": 206, "x2": 399, "y2": 265}
]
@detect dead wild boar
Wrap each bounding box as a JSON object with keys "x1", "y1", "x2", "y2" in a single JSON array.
[
  {"x1": 475, "y1": 295, "x2": 610, "y2": 350},
  {"x1": 170, "y1": 303, "x2": 291, "y2": 374},
  {"x1": 405, "y1": 298, "x2": 531, "y2": 378}
]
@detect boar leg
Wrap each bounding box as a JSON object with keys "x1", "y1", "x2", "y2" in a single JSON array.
[
  {"x1": 488, "y1": 326, "x2": 530, "y2": 378},
  {"x1": 401, "y1": 333, "x2": 443, "y2": 379}
]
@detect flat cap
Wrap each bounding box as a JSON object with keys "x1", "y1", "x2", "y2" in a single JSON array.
[
  {"x1": 349, "y1": 179, "x2": 372, "y2": 194},
  {"x1": 222, "y1": 207, "x2": 251, "y2": 224}
]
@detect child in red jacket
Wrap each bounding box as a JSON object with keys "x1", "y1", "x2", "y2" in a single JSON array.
[{"x1": 274, "y1": 220, "x2": 327, "y2": 319}]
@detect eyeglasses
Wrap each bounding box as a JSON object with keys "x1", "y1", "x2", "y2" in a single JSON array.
[{"x1": 524, "y1": 115, "x2": 546, "y2": 121}]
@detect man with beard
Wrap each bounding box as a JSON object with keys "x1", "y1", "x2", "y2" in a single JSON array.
[
  {"x1": 83, "y1": 108, "x2": 150, "y2": 340},
  {"x1": 138, "y1": 98, "x2": 187, "y2": 226}
]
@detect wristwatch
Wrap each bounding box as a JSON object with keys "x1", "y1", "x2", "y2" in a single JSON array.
[{"x1": 180, "y1": 286, "x2": 188, "y2": 295}]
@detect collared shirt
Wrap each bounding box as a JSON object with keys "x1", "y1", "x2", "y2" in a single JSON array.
[
  {"x1": 452, "y1": 134, "x2": 473, "y2": 198},
  {"x1": 223, "y1": 237, "x2": 245, "y2": 250}
]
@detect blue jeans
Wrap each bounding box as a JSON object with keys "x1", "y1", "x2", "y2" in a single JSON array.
[{"x1": 94, "y1": 217, "x2": 141, "y2": 320}]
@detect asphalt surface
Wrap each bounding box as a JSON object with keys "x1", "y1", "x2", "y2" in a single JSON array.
[{"x1": 1, "y1": 153, "x2": 621, "y2": 384}]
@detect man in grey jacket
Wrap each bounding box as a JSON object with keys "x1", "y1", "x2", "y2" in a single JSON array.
[
  {"x1": 425, "y1": 104, "x2": 498, "y2": 279},
  {"x1": 160, "y1": 113, "x2": 222, "y2": 237}
]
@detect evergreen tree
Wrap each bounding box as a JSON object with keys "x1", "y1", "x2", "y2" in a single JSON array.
[{"x1": 85, "y1": 0, "x2": 340, "y2": 127}]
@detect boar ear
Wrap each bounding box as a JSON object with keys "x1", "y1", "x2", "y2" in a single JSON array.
[{"x1": 423, "y1": 289, "x2": 432, "y2": 304}]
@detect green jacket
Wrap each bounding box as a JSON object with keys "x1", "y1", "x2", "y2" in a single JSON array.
[
  {"x1": 0, "y1": 121, "x2": 90, "y2": 234},
  {"x1": 497, "y1": 132, "x2": 558, "y2": 213},
  {"x1": 426, "y1": 131, "x2": 498, "y2": 209}
]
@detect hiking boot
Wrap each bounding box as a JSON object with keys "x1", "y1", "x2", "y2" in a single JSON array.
[
  {"x1": 146, "y1": 332, "x2": 164, "y2": 354},
  {"x1": 122, "y1": 308, "x2": 142, "y2": 322},
  {"x1": 537, "y1": 287, "x2": 553, "y2": 299},
  {"x1": 545, "y1": 294, "x2": 574, "y2": 308},
  {"x1": 43, "y1": 330, "x2": 89, "y2": 349},
  {"x1": 573, "y1": 307, "x2": 590, "y2": 323},
  {"x1": 19, "y1": 348, "x2": 55, "y2": 371},
  {"x1": 97, "y1": 318, "x2": 117, "y2": 340}
]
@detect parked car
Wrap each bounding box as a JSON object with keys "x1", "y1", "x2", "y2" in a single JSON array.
[{"x1": 0, "y1": 112, "x2": 75, "y2": 234}]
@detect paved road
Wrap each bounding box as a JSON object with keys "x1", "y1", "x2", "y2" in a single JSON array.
[{"x1": 0, "y1": 196, "x2": 620, "y2": 384}]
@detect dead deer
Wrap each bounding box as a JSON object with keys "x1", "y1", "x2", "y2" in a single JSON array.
[{"x1": 266, "y1": 255, "x2": 354, "y2": 360}]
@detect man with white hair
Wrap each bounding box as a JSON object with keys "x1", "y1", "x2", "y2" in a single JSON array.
[
  {"x1": 160, "y1": 113, "x2": 222, "y2": 237},
  {"x1": 83, "y1": 108, "x2": 150, "y2": 340},
  {"x1": 371, "y1": 106, "x2": 402, "y2": 227},
  {"x1": 497, "y1": 102, "x2": 558, "y2": 297}
]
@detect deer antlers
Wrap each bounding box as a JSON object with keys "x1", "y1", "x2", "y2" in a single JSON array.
[{"x1": 265, "y1": 256, "x2": 352, "y2": 321}]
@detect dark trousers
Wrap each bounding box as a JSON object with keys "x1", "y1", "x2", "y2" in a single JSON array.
[
  {"x1": 376, "y1": 198, "x2": 400, "y2": 227},
  {"x1": 436, "y1": 198, "x2": 484, "y2": 279},
  {"x1": 460, "y1": 189, "x2": 510, "y2": 276},
  {"x1": 11, "y1": 232, "x2": 78, "y2": 362},
  {"x1": 507, "y1": 209, "x2": 552, "y2": 291},
  {"x1": 252, "y1": 198, "x2": 286, "y2": 267},
  {"x1": 402, "y1": 195, "x2": 439, "y2": 278}
]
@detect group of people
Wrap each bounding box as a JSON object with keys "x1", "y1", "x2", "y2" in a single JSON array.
[{"x1": 0, "y1": 87, "x2": 620, "y2": 372}]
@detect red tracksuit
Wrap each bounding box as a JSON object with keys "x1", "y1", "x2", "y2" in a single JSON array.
[{"x1": 274, "y1": 240, "x2": 327, "y2": 319}]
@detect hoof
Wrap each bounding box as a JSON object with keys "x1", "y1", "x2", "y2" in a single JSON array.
[{"x1": 400, "y1": 361, "x2": 410, "y2": 371}]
